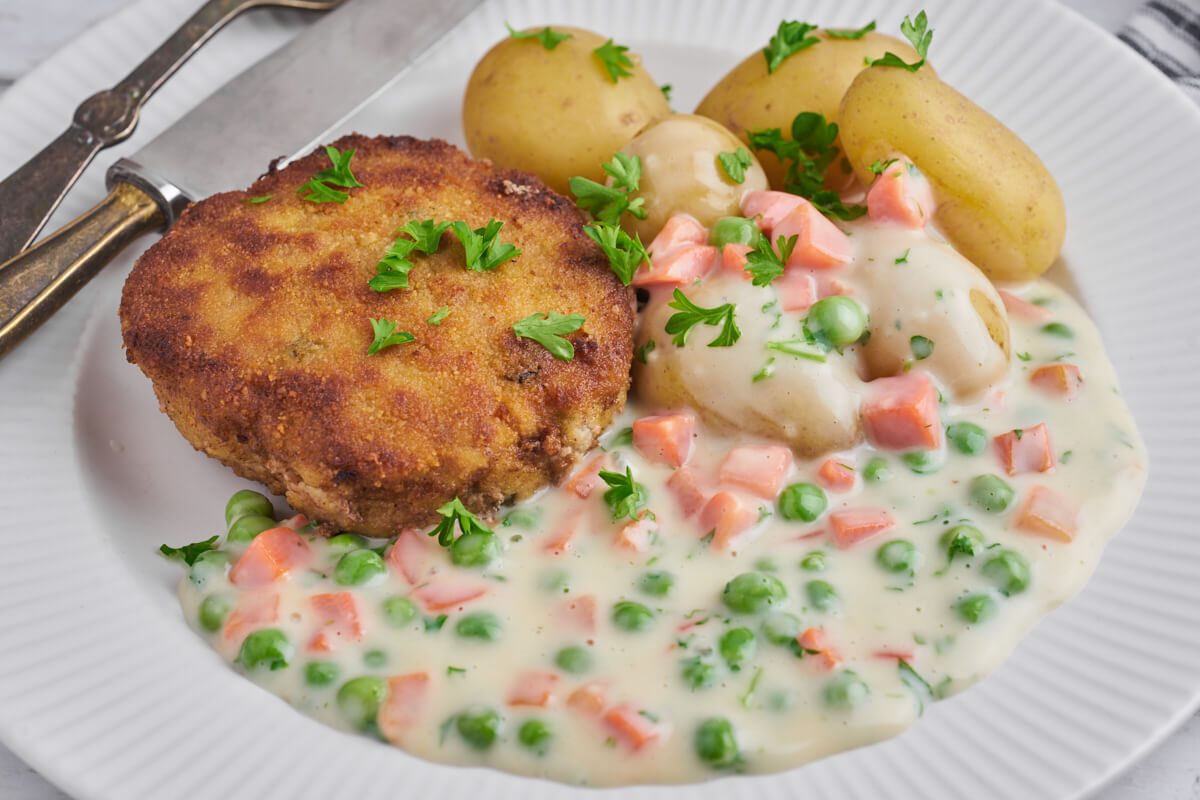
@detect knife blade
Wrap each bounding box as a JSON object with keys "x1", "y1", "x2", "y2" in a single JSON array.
[{"x1": 0, "y1": 0, "x2": 485, "y2": 359}]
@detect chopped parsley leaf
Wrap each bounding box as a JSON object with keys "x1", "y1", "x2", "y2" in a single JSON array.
[
  {"x1": 763, "y1": 20, "x2": 820, "y2": 73},
  {"x1": 429, "y1": 497, "x2": 493, "y2": 547},
  {"x1": 895, "y1": 248, "x2": 910, "y2": 264},
  {"x1": 825, "y1": 20, "x2": 876, "y2": 40},
  {"x1": 450, "y1": 218, "x2": 521, "y2": 271},
  {"x1": 505, "y1": 23, "x2": 572, "y2": 50},
  {"x1": 297, "y1": 145, "x2": 363, "y2": 203},
  {"x1": 366, "y1": 318, "x2": 415, "y2": 355},
  {"x1": 427, "y1": 306, "x2": 450, "y2": 325},
  {"x1": 665, "y1": 288, "x2": 740, "y2": 347},
  {"x1": 598, "y1": 466, "x2": 647, "y2": 522},
  {"x1": 159, "y1": 536, "x2": 218, "y2": 566},
  {"x1": 369, "y1": 235, "x2": 418, "y2": 292},
  {"x1": 635, "y1": 338, "x2": 656, "y2": 364},
  {"x1": 717, "y1": 147, "x2": 754, "y2": 184},
  {"x1": 744, "y1": 233, "x2": 797, "y2": 286},
  {"x1": 245, "y1": 194, "x2": 274, "y2": 204},
  {"x1": 866, "y1": 10, "x2": 933, "y2": 72},
  {"x1": 513, "y1": 311, "x2": 586, "y2": 361},
  {"x1": 397, "y1": 219, "x2": 451, "y2": 254},
  {"x1": 593, "y1": 39, "x2": 634, "y2": 82},
  {"x1": 570, "y1": 154, "x2": 647, "y2": 224}
]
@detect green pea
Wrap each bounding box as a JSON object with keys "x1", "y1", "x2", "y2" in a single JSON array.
[
  {"x1": 822, "y1": 670, "x2": 869, "y2": 710},
  {"x1": 901, "y1": 449, "x2": 942, "y2": 475},
  {"x1": 761, "y1": 612, "x2": 801, "y2": 646},
  {"x1": 940, "y1": 525, "x2": 984, "y2": 559},
  {"x1": 455, "y1": 612, "x2": 502, "y2": 641},
  {"x1": 722, "y1": 572, "x2": 788, "y2": 614},
  {"x1": 718, "y1": 627, "x2": 757, "y2": 668},
  {"x1": 334, "y1": 549, "x2": 386, "y2": 586},
  {"x1": 226, "y1": 514, "x2": 277, "y2": 545},
  {"x1": 681, "y1": 656, "x2": 717, "y2": 691},
  {"x1": 767, "y1": 689, "x2": 796, "y2": 711},
  {"x1": 382, "y1": 595, "x2": 417, "y2": 626},
  {"x1": 337, "y1": 676, "x2": 387, "y2": 730},
  {"x1": 612, "y1": 600, "x2": 655, "y2": 632},
  {"x1": 957, "y1": 593, "x2": 997, "y2": 624},
  {"x1": 800, "y1": 551, "x2": 827, "y2": 571},
  {"x1": 450, "y1": 531, "x2": 501, "y2": 568},
  {"x1": 982, "y1": 550, "x2": 1031, "y2": 596},
  {"x1": 863, "y1": 457, "x2": 892, "y2": 483},
  {"x1": 456, "y1": 708, "x2": 502, "y2": 750},
  {"x1": 189, "y1": 550, "x2": 230, "y2": 586},
  {"x1": 518, "y1": 718, "x2": 552, "y2": 755},
  {"x1": 225, "y1": 489, "x2": 273, "y2": 527},
  {"x1": 876, "y1": 539, "x2": 921, "y2": 573},
  {"x1": 305, "y1": 661, "x2": 339, "y2": 686},
  {"x1": 709, "y1": 216, "x2": 762, "y2": 248},
  {"x1": 807, "y1": 296, "x2": 867, "y2": 346},
  {"x1": 364, "y1": 649, "x2": 388, "y2": 668},
  {"x1": 777, "y1": 482, "x2": 827, "y2": 522},
  {"x1": 639, "y1": 571, "x2": 675, "y2": 597},
  {"x1": 503, "y1": 507, "x2": 542, "y2": 529},
  {"x1": 694, "y1": 717, "x2": 739, "y2": 768},
  {"x1": 198, "y1": 593, "x2": 232, "y2": 632},
  {"x1": 555, "y1": 645, "x2": 592, "y2": 674},
  {"x1": 238, "y1": 628, "x2": 292, "y2": 671},
  {"x1": 327, "y1": 533, "x2": 367, "y2": 552},
  {"x1": 806, "y1": 580, "x2": 838, "y2": 612},
  {"x1": 946, "y1": 422, "x2": 988, "y2": 456},
  {"x1": 969, "y1": 474, "x2": 1016, "y2": 513}
]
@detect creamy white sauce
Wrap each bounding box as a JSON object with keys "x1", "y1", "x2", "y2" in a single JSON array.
[{"x1": 177, "y1": 219, "x2": 1146, "y2": 786}]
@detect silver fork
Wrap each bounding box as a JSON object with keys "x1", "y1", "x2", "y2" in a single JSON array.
[{"x1": 0, "y1": 0, "x2": 345, "y2": 264}]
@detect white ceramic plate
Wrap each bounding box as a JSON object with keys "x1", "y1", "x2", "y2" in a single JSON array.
[{"x1": 2, "y1": 1, "x2": 1199, "y2": 798}]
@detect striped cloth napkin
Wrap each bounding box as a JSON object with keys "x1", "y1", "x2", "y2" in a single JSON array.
[{"x1": 1119, "y1": 0, "x2": 1200, "y2": 103}]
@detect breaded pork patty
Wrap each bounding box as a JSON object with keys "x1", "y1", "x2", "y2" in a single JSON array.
[{"x1": 120, "y1": 134, "x2": 634, "y2": 536}]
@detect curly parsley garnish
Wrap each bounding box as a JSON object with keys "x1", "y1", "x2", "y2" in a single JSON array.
[
  {"x1": 451, "y1": 219, "x2": 520, "y2": 272},
  {"x1": 717, "y1": 147, "x2": 754, "y2": 184},
  {"x1": 366, "y1": 318, "x2": 416, "y2": 355},
  {"x1": 598, "y1": 466, "x2": 647, "y2": 521},
  {"x1": 748, "y1": 112, "x2": 866, "y2": 221},
  {"x1": 763, "y1": 21, "x2": 820, "y2": 73},
  {"x1": 584, "y1": 221, "x2": 650, "y2": 286},
  {"x1": 825, "y1": 20, "x2": 876, "y2": 40},
  {"x1": 593, "y1": 39, "x2": 634, "y2": 82},
  {"x1": 866, "y1": 11, "x2": 932, "y2": 72},
  {"x1": 505, "y1": 23, "x2": 572, "y2": 50},
  {"x1": 570, "y1": 153, "x2": 647, "y2": 225},
  {"x1": 159, "y1": 536, "x2": 218, "y2": 566},
  {"x1": 513, "y1": 311, "x2": 586, "y2": 361},
  {"x1": 297, "y1": 145, "x2": 363, "y2": 203},
  {"x1": 665, "y1": 289, "x2": 740, "y2": 347},
  {"x1": 744, "y1": 234, "x2": 797, "y2": 287},
  {"x1": 430, "y1": 497, "x2": 494, "y2": 547}
]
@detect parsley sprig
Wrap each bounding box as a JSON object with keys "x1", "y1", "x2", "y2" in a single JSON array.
[
  {"x1": 762, "y1": 21, "x2": 820, "y2": 73},
  {"x1": 747, "y1": 112, "x2": 866, "y2": 221},
  {"x1": 366, "y1": 318, "x2": 415, "y2": 355},
  {"x1": 584, "y1": 221, "x2": 650, "y2": 286},
  {"x1": 513, "y1": 311, "x2": 586, "y2": 361},
  {"x1": 665, "y1": 289, "x2": 740, "y2": 347},
  {"x1": 744, "y1": 234, "x2": 797, "y2": 287},
  {"x1": 451, "y1": 219, "x2": 521, "y2": 272},
  {"x1": 866, "y1": 11, "x2": 932, "y2": 71},
  {"x1": 598, "y1": 466, "x2": 647, "y2": 521},
  {"x1": 506, "y1": 23, "x2": 573, "y2": 50},
  {"x1": 593, "y1": 39, "x2": 634, "y2": 82},
  {"x1": 297, "y1": 145, "x2": 363, "y2": 203},
  {"x1": 570, "y1": 153, "x2": 647, "y2": 224},
  {"x1": 399, "y1": 219, "x2": 451, "y2": 254},
  {"x1": 369, "y1": 237, "x2": 417, "y2": 292},
  {"x1": 825, "y1": 21, "x2": 876, "y2": 40},
  {"x1": 159, "y1": 536, "x2": 218, "y2": 566},
  {"x1": 430, "y1": 497, "x2": 493, "y2": 547},
  {"x1": 717, "y1": 147, "x2": 754, "y2": 184}
]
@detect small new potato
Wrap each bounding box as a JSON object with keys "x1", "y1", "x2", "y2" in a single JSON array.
[
  {"x1": 619, "y1": 114, "x2": 768, "y2": 243},
  {"x1": 695, "y1": 31, "x2": 930, "y2": 189},
  {"x1": 462, "y1": 26, "x2": 670, "y2": 195},
  {"x1": 838, "y1": 67, "x2": 1066, "y2": 282}
]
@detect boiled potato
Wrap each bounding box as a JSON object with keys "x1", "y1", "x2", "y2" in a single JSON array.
[
  {"x1": 462, "y1": 26, "x2": 670, "y2": 195},
  {"x1": 619, "y1": 114, "x2": 769, "y2": 242},
  {"x1": 695, "y1": 31, "x2": 930, "y2": 188},
  {"x1": 838, "y1": 67, "x2": 1066, "y2": 282}
]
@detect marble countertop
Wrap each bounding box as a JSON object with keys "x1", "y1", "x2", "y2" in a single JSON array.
[{"x1": 0, "y1": 0, "x2": 1196, "y2": 798}]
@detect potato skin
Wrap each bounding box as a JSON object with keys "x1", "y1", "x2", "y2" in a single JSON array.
[
  {"x1": 694, "y1": 32, "x2": 928, "y2": 188},
  {"x1": 619, "y1": 114, "x2": 769, "y2": 243},
  {"x1": 838, "y1": 67, "x2": 1066, "y2": 282},
  {"x1": 462, "y1": 26, "x2": 670, "y2": 195}
]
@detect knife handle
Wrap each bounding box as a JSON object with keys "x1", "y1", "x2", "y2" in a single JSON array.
[{"x1": 0, "y1": 182, "x2": 163, "y2": 359}]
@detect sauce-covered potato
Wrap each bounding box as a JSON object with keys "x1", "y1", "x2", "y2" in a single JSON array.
[
  {"x1": 694, "y1": 31, "x2": 929, "y2": 189},
  {"x1": 619, "y1": 115, "x2": 769, "y2": 243},
  {"x1": 462, "y1": 26, "x2": 670, "y2": 195},
  {"x1": 838, "y1": 67, "x2": 1066, "y2": 283}
]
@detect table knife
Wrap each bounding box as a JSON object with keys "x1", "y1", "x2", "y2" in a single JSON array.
[{"x1": 0, "y1": 0, "x2": 484, "y2": 360}]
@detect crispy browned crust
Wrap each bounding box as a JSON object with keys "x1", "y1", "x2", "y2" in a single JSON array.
[{"x1": 120, "y1": 134, "x2": 634, "y2": 536}]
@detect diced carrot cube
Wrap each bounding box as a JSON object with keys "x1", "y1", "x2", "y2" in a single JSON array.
[
  {"x1": 410, "y1": 578, "x2": 488, "y2": 612},
  {"x1": 998, "y1": 290, "x2": 1053, "y2": 321},
  {"x1": 777, "y1": 270, "x2": 817, "y2": 312},
  {"x1": 223, "y1": 590, "x2": 279, "y2": 643},
  {"x1": 718, "y1": 445, "x2": 793, "y2": 498},
  {"x1": 1031, "y1": 364, "x2": 1083, "y2": 399},
  {"x1": 993, "y1": 423, "x2": 1055, "y2": 476},
  {"x1": 817, "y1": 458, "x2": 857, "y2": 492},
  {"x1": 829, "y1": 508, "x2": 895, "y2": 549},
  {"x1": 632, "y1": 411, "x2": 696, "y2": 467},
  {"x1": 565, "y1": 453, "x2": 610, "y2": 499},
  {"x1": 567, "y1": 681, "x2": 609, "y2": 715},
  {"x1": 632, "y1": 243, "x2": 716, "y2": 287},
  {"x1": 308, "y1": 591, "x2": 364, "y2": 653},
  {"x1": 507, "y1": 670, "x2": 562, "y2": 708},
  {"x1": 603, "y1": 703, "x2": 665, "y2": 751},
  {"x1": 867, "y1": 162, "x2": 934, "y2": 227},
  {"x1": 719, "y1": 243, "x2": 754, "y2": 278},
  {"x1": 1014, "y1": 485, "x2": 1079, "y2": 542},
  {"x1": 862, "y1": 372, "x2": 942, "y2": 450},
  {"x1": 614, "y1": 513, "x2": 657, "y2": 553},
  {"x1": 666, "y1": 466, "x2": 709, "y2": 519},
  {"x1": 773, "y1": 199, "x2": 853, "y2": 269},
  {"x1": 378, "y1": 672, "x2": 430, "y2": 746},
  {"x1": 797, "y1": 627, "x2": 841, "y2": 670},
  {"x1": 647, "y1": 214, "x2": 707, "y2": 258},
  {"x1": 741, "y1": 190, "x2": 804, "y2": 235},
  {"x1": 542, "y1": 508, "x2": 584, "y2": 556},
  {"x1": 700, "y1": 491, "x2": 761, "y2": 551},
  {"x1": 554, "y1": 594, "x2": 597, "y2": 634},
  {"x1": 386, "y1": 528, "x2": 429, "y2": 585},
  {"x1": 229, "y1": 527, "x2": 312, "y2": 589}
]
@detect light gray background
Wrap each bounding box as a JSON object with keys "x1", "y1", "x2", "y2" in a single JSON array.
[{"x1": 0, "y1": 0, "x2": 1195, "y2": 798}]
